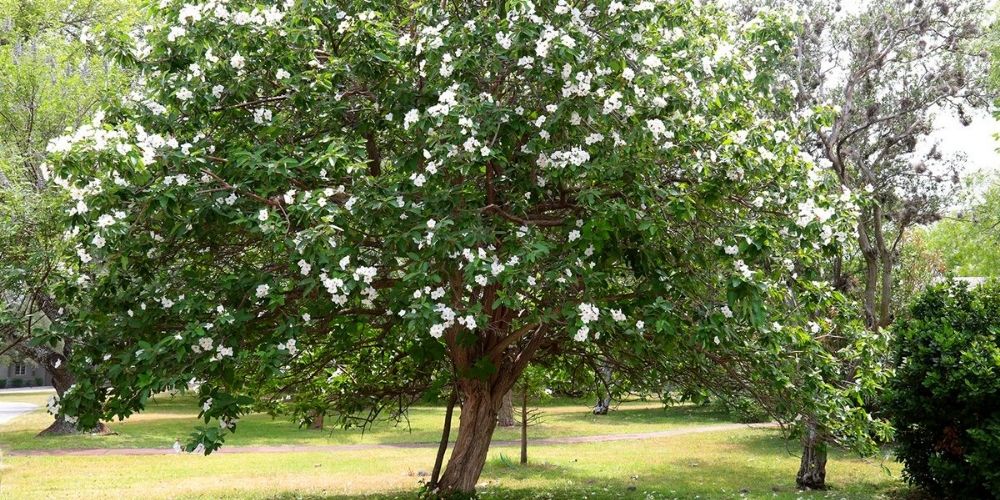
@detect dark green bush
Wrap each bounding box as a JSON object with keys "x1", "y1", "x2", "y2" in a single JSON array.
[
  {"x1": 886, "y1": 281, "x2": 1000, "y2": 498},
  {"x1": 0, "y1": 379, "x2": 6, "y2": 388},
  {"x1": 33, "y1": 377, "x2": 44, "y2": 387},
  {"x1": 10, "y1": 378, "x2": 24, "y2": 388}
]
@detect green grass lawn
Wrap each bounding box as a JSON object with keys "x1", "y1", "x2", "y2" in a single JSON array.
[
  {"x1": 0, "y1": 391, "x2": 731, "y2": 451},
  {"x1": 0, "y1": 429, "x2": 903, "y2": 499},
  {"x1": 0, "y1": 391, "x2": 907, "y2": 499}
]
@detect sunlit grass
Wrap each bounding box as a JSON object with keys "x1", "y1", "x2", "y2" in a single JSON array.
[
  {"x1": 0, "y1": 429, "x2": 904, "y2": 499},
  {"x1": 0, "y1": 392, "x2": 730, "y2": 451},
  {"x1": 0, "y1": 391, "x2": 907, "y2": 498}
]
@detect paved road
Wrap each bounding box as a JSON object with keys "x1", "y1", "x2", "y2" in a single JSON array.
[
  {"x1": 0, "y1": 402, "x2": 38, "y2": 425},
  {"x1": 0, "y1": 386, "x2": 53, "y2": 395},
  {"x1": 6, "y1": 422, "x2": 779, "y2": 457}
]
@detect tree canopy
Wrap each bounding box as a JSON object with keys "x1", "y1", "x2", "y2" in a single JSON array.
[{"x1": 44, "y1": 0, "x2": 886, "y2": 493}]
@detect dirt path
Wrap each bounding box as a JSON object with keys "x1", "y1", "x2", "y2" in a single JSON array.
[{"x1": 4, "y1": 422, "x2": 778, "y2": 457}]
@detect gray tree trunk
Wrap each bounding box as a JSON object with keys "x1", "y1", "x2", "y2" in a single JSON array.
[
  {"x1": 498, "y1": 390, "x2": 515, "y2": 427},
  {"x1": 593, "y1": 362, "x2": 612, "y2": 415},
  {"x1": 796, "y1": 420, "x2": 828, "y2": 490}
]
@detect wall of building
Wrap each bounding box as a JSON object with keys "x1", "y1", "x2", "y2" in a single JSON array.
[{"x1": 0, "y1": 359, "x2": 52, "y2": 388}]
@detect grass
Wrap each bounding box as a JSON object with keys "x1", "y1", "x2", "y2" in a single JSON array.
[
  {"x1": 0, "y1": 429, "x2": 904, "y2": 499},
  {"x1": 0, "y1": 390, "x2": 908, "y2": 499},
  {"x1": 0, "y1": 391, "x2": 731, "y2": 451}
]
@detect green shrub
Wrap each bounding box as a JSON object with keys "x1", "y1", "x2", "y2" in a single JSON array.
[
  {"x1": 886, "y1": 281, "x2": 1000, "y2": 498},
  {"x1": 33, "y1": 377, "x2": 44, "y2": 387},
  {"x1": 0, "y1": 379, "x2": 6, "y2": 388},
  {"x1": 11, "y1": 378, "x2": 24, "y2": 388}
]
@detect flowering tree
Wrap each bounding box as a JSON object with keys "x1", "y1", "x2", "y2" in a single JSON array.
[
  {"x1": 736, "y1": 0, "x2": 990, "y2": 488},
  {"x1": 47, "y1": 0, "x2": 865, "y2": 493},
  {"x1": 0, "y1": 0, "x2": 134, "y2": 434}
]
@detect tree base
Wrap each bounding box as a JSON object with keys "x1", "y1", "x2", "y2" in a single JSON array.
[
  {"x1": 593, "y1": 398, "x2": 610, "y2": 415},
  {"x1": 796, "y1": 423, "x2": 828, "y2": 490},
  {"x1": 37, "y1": 420, "x2": 114, "y2": 437}
]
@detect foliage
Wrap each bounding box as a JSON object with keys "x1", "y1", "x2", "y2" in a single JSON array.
[
  {"x1": 0, "y1": 0, "x2": 137, "y2": 404},
  {"x1": 919, "y1": 176, "x2": 1000, "y2": 278},
  {"x1": 886, "y1": 280, "x2": 1000, "y2": 497}
]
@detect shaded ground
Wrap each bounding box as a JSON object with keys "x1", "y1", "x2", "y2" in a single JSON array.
[{"x1": 6, "y1": 422, "x2": 778, "y2": 456}]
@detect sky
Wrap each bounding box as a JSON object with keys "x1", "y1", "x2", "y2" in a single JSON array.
[
  {"x1": 926, "y1": 109, "x2": 1000, "y2": 178},
  {"x1": 835, "y1": 0, "x2": 1000, "y2": 178}
]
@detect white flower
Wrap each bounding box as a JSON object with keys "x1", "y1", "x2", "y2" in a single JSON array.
[
  {"x1": 199, "y1": 337, "x2": 214, "y2": 351},
  {"x1": 574, "y1": 326, "x2": 589, "y2": 341},
  {"x1": 568, "y1": 230, "x2": 581, "y2": 242},
  {"x1": 496, "y1": 32, "x2": 513, "y2": 50},
  {"x1": 720, "y1": 305, "x2": 733, "y2": 318},
  {"x1": 167, "y1": 26, "x2": 187, "y2": 42},
  {"x1": 255, "y1": 284, "x2": 270, "y2": 298},
  {"x1": 298, "y1": 260, "x2": 312, "y2": 276},
  {"x1": 212, "y1": 85, "x2": 224, "y2": 98},
  {"x1": 430, "y1": 324, "x2": 446, "y2": 338},
  {"x1": 276, "y1": 68, "x2": 291, "y2": 80},
  {"x1": 253, "y1": 108, "x2": 273, "y2": 124},
  {"x1": 724, "y1": 245, "x2": 738, "y2": 255},
  {"x1": 403, "y1": 109, "x2": 420, "y2": 129},
  {"x1": 475, "y1": 275, "x2": 488, "y2": 286},
  {"x1": 610, "y1": 309, "x2": 626, "y2": 322},
  {"x1": 461, "y1": 315, "x2": 477, "y2": 330},
  {"x1": 258, "y1": 209, "x2": 269, "y2": 221},
  {"x1": 176, "y1": 87, "x2": 194, "y2": 101},
  {"x1": 647, "y1": 119, "x2": 667, "y2": 138},
  {"x1": 96, "y1": 214, "x2": 116, "y2": 228},
  {"x1": 578, "y1": 303, "x2": 599, "y2": 324},
  {"x1": 636, "y1": 320, "x2": 645, "y2": 330},
  {"x1": 230, "y1": 52, "x2": 246, "y2": 70}
]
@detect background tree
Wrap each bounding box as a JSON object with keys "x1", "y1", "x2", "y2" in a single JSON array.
[
  {"x1": 49, "y1": 0, "x2": 879, "y2": 494},
  {"x1": 918, "y1": 176, "x2": 1000, "y2": 278},
  {"x1": 737, "y1": 0, "x2": 992, "y2": 488},
  {"x1": 0, "y1": 0, "x2": 134, "y2": 434},
  {"x1": 778, "y1": 0, "x2": 989, "y2": 330},
  {"x1": 513, "y1": 365, "x2": 549, "y2": 465}
]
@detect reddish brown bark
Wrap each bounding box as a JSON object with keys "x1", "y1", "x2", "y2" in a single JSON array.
[{"x1": 437, "y1": 381, "x2": 505, "y2": 494}]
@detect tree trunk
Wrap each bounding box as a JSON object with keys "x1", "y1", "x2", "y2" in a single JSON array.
[
  {"x1": 308, "y1": 410, "x2": 325, "y2": 430},
  {"x1": 796, "y1": 420, "x2": 828, "y2": 490},
  {"x1": 858, "y1": 217, "x2": 879, "y2": 331},
  {"x1": 437, "y1": 383, "x2": 502, "y2": 494},
  {"x1": 593, "y1": 361, "x2": 612, "y2": 415},
  {"x1": 38, "y1": 366, "x2": 113, "y2": 436},
  {"x1": 498, "y1": 390, "x2": 515, "y2": 427},
  {"x1": 520, "y1": 390, "x2": 528, "y2": 465},
  {"x1": 430, "y1": 391, "x2": 457, "y2": 489},
  {"x1": 879, "y1": 249, "x2": 895, "y2": 329}
]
